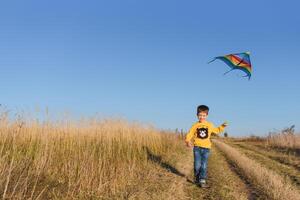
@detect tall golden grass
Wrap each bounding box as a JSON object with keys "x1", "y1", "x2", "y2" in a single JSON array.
[
  {"x1": 266, "y1": 132, "x2": 300, "y2": 149},
  {"x1": 230, "y1": 127, "x2": 300, "y2": 150},
  {"x1": 0, "y1": 113, "x2": 184, "y2": 199},
  {"x1": 213, "y1": 139, "x2": 300, "y2": 200}
]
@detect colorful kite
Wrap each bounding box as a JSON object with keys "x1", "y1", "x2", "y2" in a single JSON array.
[{"x1": 208, "y1": 52, "x2": 252, "y2": 80}]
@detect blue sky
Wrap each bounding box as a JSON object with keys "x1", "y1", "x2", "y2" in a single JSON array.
[{"x1": 0, "y1": 0, "x2": 300, "y2": 136}]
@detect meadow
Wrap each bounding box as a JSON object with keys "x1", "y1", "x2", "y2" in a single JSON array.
[
  {"x1": 0, "y1": 113, "x2": 186, "y2": 199},
  {"x1": 0, "y1": 113, "x2": 299, "y2": 199}
]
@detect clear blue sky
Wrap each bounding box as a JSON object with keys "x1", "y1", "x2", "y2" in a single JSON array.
[{"x1": 1, "y1": 0, "x2": 300, "y2": 136}]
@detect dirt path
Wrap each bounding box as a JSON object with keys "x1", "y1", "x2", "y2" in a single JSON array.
[
  {"x1": 165, "y1": 145, "x2": 254, "y2": 200},
  {"x1": 137, "y1": 142, "x2": 265, "y2": 200}
]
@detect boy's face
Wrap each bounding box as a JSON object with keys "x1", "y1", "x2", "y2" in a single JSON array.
[{"x1": 197, "y1": 111, "x2": 208, "y2": 123}]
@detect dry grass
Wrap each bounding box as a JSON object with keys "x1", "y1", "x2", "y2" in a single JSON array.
[
  {"x1": 0, "y1": 113, "x2": 184, "y2": 199},
  {"x1": 213, "y1": 139, "x2": 300, "y2": 200},
  {"x1": 266, "y1": 132, "x2": 300, "y2": 150},
  {"x1": 228, "y1": 125, "x2": 300, "y2": 151}
]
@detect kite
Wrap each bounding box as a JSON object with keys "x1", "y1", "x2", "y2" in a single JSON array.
[{"x1": 208, "y1": 52, "x2": 252, "y2": 80}]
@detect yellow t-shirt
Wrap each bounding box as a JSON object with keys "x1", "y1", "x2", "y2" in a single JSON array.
[{"x1": 185, "y1": 121, "x2": 225, "y2": 149}]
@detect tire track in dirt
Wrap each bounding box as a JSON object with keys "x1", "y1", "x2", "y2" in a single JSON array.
[
  {"x1": 213, "y1": 139, "x2": 300, "y2": 200},
  {"x1": 227, "y1": 141, "x2": 300, "y2": 188},
  {"x1": 212, "y1": 144, "x2": 267, "y2": 200},
  {"x1": 234, "y1": 142, "x2": 300, "y2": 171}
]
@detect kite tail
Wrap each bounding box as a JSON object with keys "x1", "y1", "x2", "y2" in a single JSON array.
[
  {"x1": 242, "y1": 74, "x2": 251, "y2": 80},
  {"x1": 207, "y1": 57, "x2": 217, "y2": 64},
  {"x1": 223, "y1": 68, "x2": 234, "y2": 75}
]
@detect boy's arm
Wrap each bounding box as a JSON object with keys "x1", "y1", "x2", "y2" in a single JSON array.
[
  {"x1": 185, "y1": 125, "x2": 195, "y2": 146},
  {"x1": 211, "y1": 122, "x2": 228, "y2": 134}
]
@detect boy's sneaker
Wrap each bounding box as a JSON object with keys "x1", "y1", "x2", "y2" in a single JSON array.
[
  {"x1": 199, "y1": 179, "x2": 209, "y2": 188},
  {"x1": 199, "y1": 182, "x2": 209, "y2": 188}
]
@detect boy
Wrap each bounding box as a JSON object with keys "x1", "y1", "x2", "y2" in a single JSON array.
[{"x1": 185, "y1": 105, "x2": 227, "y2": 188}]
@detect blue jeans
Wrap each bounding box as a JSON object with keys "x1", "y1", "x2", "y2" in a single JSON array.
[{"x1": 193, "y1": 146, "x2": 210, "y2": 182}]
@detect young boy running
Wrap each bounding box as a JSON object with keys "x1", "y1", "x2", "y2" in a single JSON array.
[{"x1": 185, "y1": 105, "x2": 227, "y2": 188}]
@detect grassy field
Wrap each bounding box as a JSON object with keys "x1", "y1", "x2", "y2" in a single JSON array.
[
  {"x1": 1, "y1": 114, "x2": 300, "y2": 199},
  {"x1": 0, "y1": 116, "x2": 186, "y2": 199}
]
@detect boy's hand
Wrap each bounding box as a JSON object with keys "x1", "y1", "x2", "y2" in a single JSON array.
[
  {"x1": 185, "y1": 141, "x2": 193, "y2": 148},
  {"x1": 222, "y1": 121, "x2": 228, "y2": 127}
]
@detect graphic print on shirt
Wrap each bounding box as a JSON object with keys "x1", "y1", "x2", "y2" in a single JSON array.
[{"x1": 196, "y1": 127, "x2": 208, "y2": 139}]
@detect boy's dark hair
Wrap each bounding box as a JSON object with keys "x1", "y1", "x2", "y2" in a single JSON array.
[{"x1": 197, "y1": 105, "x2": 209, "y2": 115}]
